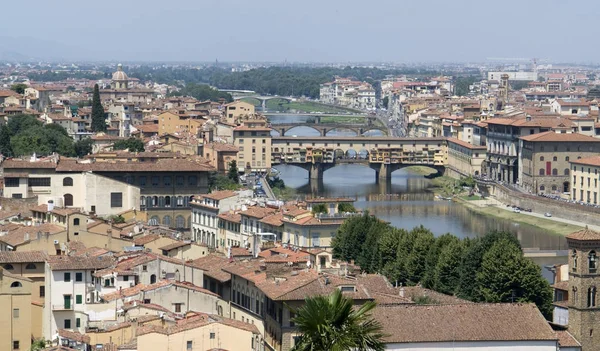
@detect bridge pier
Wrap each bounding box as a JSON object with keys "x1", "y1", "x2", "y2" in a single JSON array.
[
  {"x1": 321, "y1": 128, "x2": 327, "y2": 137},
  {"x1": 262, "y1": 99, "x2": 266, "y2": 112},
  {"x1": 308, "y1": 163, "x2": 335, "y2": 180}
]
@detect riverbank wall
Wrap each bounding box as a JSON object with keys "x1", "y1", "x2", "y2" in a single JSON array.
[{"x1": 487, "y1": 183, "x2": 600, "y2": 227}]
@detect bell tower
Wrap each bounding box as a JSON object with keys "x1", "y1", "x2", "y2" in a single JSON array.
[{"x1": 567, "y1": 227, "x2": 600, "y2": 351}]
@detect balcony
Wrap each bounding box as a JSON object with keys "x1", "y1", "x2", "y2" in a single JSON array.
[{"x1": 52, "y1": 304, "x2": 73, "y2": 311}]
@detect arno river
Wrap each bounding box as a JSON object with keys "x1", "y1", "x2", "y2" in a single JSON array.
[{"x1": 269, "y1": 119, "x2": 568, "y2": 280}]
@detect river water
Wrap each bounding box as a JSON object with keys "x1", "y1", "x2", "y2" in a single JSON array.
[{"x1": 268, "y1": 118, "x2": 568, "y2": 280}]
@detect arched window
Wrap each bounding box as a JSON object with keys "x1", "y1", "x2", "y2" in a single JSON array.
[
  {"x1": 588, "y1": 286, "x2": 597, "y2": 307},
  {"x1": 152, "y1": 196, "x2": 158, "y2": 207},
  {"x1": 140, "y1": 196, "x2": 146, "y2": 208},
  {"x1": 150, "y1": 274, "x2": 157, "y2": 284},
  {"x1": 64, "y1": 194, "x2": 73, "y2": 207},
  {"x1": 564, "y1": 169, "x2": 570, "y2": 176},
  {"x1": 3, "y1": 264, "x2": 14, "y2": 270},
  {"x1": 573, "y1": 250, "x2": 578, "y2": 270},
  {"x1": 552, "y1": 185, "x2": 557, "y2": 191},
  {"x1": 175, "y1": 216, "x2": 185, "y2": 229},
  {"x1": 589, "y1": 251, "x2": 597, "y2": 272},
  {"x1": 177, "y1": 196, "x2": 184, "y2": 207},
  {"x1": 566, "y1": 156, "x2": 570, "y2": 161},
  {"x1": 539, "y1": 169, "x2": 545, "y2": 176},
  {"x1": 73, "y1": 218, "x2": 80, "y2": 226},
  {"x1": 10, "y1": 282, "x2": 22, "y2": 288},
  {"x1": 553, "y1": 156, "x2": 558, "y2": 162},
  {"x1": 539, "y1": 185, "x2": 545, "y2": 191},
  {"x1": 165, "y1": 196, "x2": 171, "y2": 207},
  {"x1": 552, "y1": 168, "x2": 558, "y2": 176},
  {"x1": 63, "y1": 177, "x2": 73, "y2": 186},
  {"x1": 25, "y1": 263, "x2": 36, "y2": 270},
  {"x1": 150, "y1": 216, "x2": 160, "y2": 225},
  {"x1": 540, "y1": 156, "x2": 545, "y2": 161},
  {"x1": 163, "y1": 216, "x2": 172, "y2": 227}
]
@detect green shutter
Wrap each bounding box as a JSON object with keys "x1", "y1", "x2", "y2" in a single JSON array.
[{"x1": 76, "y1": 295, "x2": 82, "y2": 304}]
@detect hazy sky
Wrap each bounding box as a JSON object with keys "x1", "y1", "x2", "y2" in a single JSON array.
[{"x1": 1, "y1": 0, "x2": 599, "y2": 63}]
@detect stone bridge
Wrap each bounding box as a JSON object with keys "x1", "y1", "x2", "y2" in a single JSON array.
[
  {"x1": 235, "y1": 96, "x2": 293, "y2": 110},
  {"x1": 272, "y1": 136, "x2": 448, "y2": 180},
  {"x1": 272, "y1": 123, "x2": 388, "y2": 137}
]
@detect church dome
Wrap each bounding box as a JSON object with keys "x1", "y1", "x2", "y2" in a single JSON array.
[{"x1": 112, "y1": 64, "x2": 128, "y2": 81}]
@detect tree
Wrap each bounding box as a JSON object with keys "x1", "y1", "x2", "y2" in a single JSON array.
[
  {"x1": 0, "y1": 125, "x2": 12, "y2": 156},
  {"x1": 108, "y1": 215, "x2": 125, "y2": 224},
  {"x1": 289, "y1": 289, "x2": 385, "y2": 351},
  {"x1": 30, "y1": 339, "x2": 47, "y2": 351},
  {"x1": 381, "y1": 96, "x2": 389, "y2": 109},
  {"x1": 113, "y1": 137, "x2": 144, "y2": 152},
  {"x1": 74, "y1": 138, "x2": 93, "y2": 157},
  {"x1": 91, "y1": 84, "x2": 106, "y2": 132},
  {"x1": 332, "y1": 212, "x2": 379, "y2": 263},
  {"x1": 227, "y1": 160, "x2": 239, "y2": 183},
  {"x1": 404, "y1": 227, "x2": 435, "y2": 285},
  {"x1": 312, "y1": 203, "x2": 328, "y2": 214},
  {"x1": 457, "y1": 231, "x2": 520, "y2": 301},
  {"x1": 422, "y1": 233, "x2": 458, "y2": 289},
  {"x1": 10, "y1": 83, "x2": 28, "y2": 94},
  {"x1": 477, "y1": 239, "x2": 553, "y2": 319},
  {"x1": 433, "y1": 239, "x2": 466, "y2": 294},
  {"x1": 338, "y1": 202, "x2": 356, "y2": 213}
]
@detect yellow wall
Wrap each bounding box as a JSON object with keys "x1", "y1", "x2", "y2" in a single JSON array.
[
  {"x1": 158, "y1": 111, "x2": 205, "y2": 135},
  {"x1": 138, "y1": 322, "x2": 260, "y2": 351},
  {"x1": 0, "y1": 270, "x2": 32, "y2": 351}
]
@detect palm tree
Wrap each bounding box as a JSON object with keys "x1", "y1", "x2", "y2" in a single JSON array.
[{"x1": 289, "y1": 289, "x2": 385, "y2": 351}]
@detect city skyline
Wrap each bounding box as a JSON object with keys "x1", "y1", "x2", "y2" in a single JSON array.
[{"x1": 1, "y1": 0, "x2": 599, "y2": 63}]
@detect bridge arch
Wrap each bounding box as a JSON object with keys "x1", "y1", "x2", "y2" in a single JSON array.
[
  {"x1": 325, "y1": 127, "x2": 359, "y2": 137},
  {"x1": 334, "y1": 149, "x2": 345, "y2": 160},
  {"x1": 283, "y1": 126, "x2": 321, "y2": 136},
  {"x1": 345, "y1": 149, "x2": 358, "y2": 159},
  {"x1": 362, "y1": 129, "x2": 386, "y2": 136},
  {"x1": 358, "y1": 148, "x2": 369, "y2": 160}
]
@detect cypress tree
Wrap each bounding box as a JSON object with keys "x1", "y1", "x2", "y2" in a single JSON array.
[{"x1": 91, "y1": 84, "x2": 106, "y2": 132}]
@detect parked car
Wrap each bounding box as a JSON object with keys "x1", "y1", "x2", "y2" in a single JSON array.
[
  {"x1": 544, "y1": 212, "x2": 552, "y2": 217},
  {"x1": 513, "y1": 208, "x2": 521, "y2": 213}
]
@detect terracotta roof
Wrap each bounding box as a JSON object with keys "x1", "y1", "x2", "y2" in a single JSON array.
[
  {"x1": 374, "y1": 303, "x2": 557, "y2": 344},
  {"x1": 239, "y1": 207, "x2": 276, "y2": 219},
  {"x1": 201, "y1": 190, "x2": 237, "y2": 201},
  {"x1": 159, "y1": 241, "x2": 191, "y2": 251},
  {"x1": 135, "y1": 124, "x2": 159, "y2": 133},
  {"x1": 102, "y1": 279, "x2": 217, "y2": 301},
  {"x1": 520, "y1": 131, "x2": 599, "y2": 142},
  {"x1": 552, "y1": 281, "x2": 569, "y2": 291},
  {"x1": 555, "y1": 330, "x2": 581, "y2": 348},
  {"x1": 570, "y1": 155, "x2": 600, "y2": 167},
  {"x1": 206, "y1": 143, "x2": 239, "y2": 152},
  {"x1": 138, "y1": 313, "x2": 260, "y2": 336},
  {"x1": 566, "y1": 228, "x2": 600, "y2": 241},
  {"x1": 260, "y1": 213, "x2": 284, "y2": 227},
  {"x1": 217, "y1": 212, "x2": 241, "y2": 223},
  {"x1": 56, "y1": 158, "x2": 215, "y2": 172},
  {"x1": 2, "y1": 160, "x2": 57, "y2": 169},
  {"x1": 0, "y1": 250, "x2": 47, "y2": 263},
  {"x1": 0, "y1": 223, "x2": 64, "y2": 247},
  {"x1": 58, "y1": 329, "x2": 91, "y2": 344},
  {"x1": 447, "y1": 137, "x2": 487, "y2": 150},
  {"x1": 47, "y1": 255, "x2": 115, "y2": 271},
  {"x1": 133, "y1": 234, "x2": 160, "y2": 246},
  {"x1": 188, "y1": 254, "x2": 231, "y2": 282}
]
